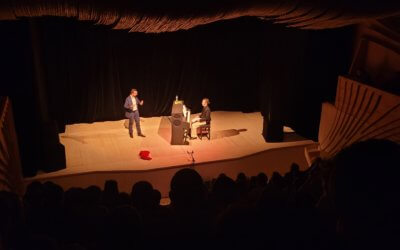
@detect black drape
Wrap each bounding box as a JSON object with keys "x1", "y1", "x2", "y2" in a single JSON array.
[
  {"x1": 39, "y1": 17, "x2": 262, "y2": 131},
  {"x1": 0, "y1": 20, "x2": 42, "y2": 176}
]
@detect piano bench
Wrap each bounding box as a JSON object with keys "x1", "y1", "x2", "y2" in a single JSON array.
[{"x1": 197, "y1": 124, "x2": 211, "y2": 140}]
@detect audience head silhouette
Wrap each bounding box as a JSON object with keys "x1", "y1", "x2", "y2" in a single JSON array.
[
  {"x1": 131, "y1": 181, "x2": 154, "y2": 211},
  {"x1": 330, "y1": 139, "x2": 400, "y2": 247},
  {"x1": 169, "y1": 168, "x2": 206, "y2": 210}
]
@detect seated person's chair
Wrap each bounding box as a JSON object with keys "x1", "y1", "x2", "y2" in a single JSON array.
[{"x1": 197, "y1": 123, "x2": 211, "y2": 140}]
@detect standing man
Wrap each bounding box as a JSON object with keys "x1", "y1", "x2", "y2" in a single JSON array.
[{"x1": 124, "y1": 89, "x2": 146, "y2": 138}]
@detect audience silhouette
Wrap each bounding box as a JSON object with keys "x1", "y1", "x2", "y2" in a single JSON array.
[{"x1": 0, "y1": 139, "x2": 398, "y2": 250}]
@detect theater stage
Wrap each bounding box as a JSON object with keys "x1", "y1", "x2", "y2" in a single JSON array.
[{"x1": 25, "y1": 112, "x2": 315, "y2": 196}]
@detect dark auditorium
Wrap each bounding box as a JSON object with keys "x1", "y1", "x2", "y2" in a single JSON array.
[{"x1": 0, "y1": 1, "x2": 399, "y2": 249}]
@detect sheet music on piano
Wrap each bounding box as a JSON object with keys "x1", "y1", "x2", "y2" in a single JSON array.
[{"x1": 183, "y1": 105, "x2": 191, "y2": 123}]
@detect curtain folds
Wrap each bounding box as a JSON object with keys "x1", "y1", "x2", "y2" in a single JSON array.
[{"x1": 1, "y1": 0, "x2": 399, "y2": 31}]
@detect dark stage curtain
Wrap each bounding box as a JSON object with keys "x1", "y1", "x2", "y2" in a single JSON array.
[
  {"x1": 0, "y1": 21, "x2": 42, "y2": 176},
  {"x1": 38, "y1": 17, "x2": 262, "y2": 130}
]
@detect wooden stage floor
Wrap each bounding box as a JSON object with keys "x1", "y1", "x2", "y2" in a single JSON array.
[
  {"x1": 34, "y1": 111, "x2": 313, "y2": 176},
  {"x1": 25, "y1": 112, "x2": 315, "y2": 195}
]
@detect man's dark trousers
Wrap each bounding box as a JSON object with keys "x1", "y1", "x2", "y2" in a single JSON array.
[{"x1": 126, "y1": 110, "x2": 142, "y2": 136}]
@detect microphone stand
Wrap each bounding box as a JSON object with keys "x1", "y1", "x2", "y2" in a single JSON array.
[{"x1": 187, "y1": 150, "x2": 195, "y2": 167}]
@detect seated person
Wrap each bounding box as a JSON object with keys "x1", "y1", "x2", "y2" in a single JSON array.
[{"x1": 190, "y1": 98, "x2": 211, "y2": 139}]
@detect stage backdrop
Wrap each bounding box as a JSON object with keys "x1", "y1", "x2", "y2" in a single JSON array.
[{"x1": 0, "y1": 17, "x2": 354, "y2": 175}]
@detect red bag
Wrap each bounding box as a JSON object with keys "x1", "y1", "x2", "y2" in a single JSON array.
[{"x1": 139, "y1": 150, "x2": 152, "y2": 160}]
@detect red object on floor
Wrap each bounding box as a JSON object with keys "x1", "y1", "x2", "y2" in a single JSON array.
[{"x1": 139, "y1": 150, "x2": 152, "y2": 160}]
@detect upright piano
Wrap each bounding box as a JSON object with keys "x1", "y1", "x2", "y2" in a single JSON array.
[{"x1": 170, "y1": 100, "x2": 191, "y2": 145}]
